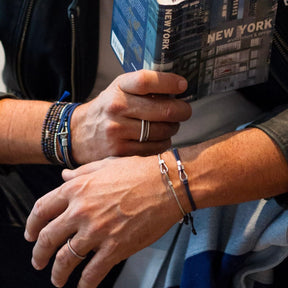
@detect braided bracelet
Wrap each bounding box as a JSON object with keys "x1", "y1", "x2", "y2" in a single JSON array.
[
  {"x1": 172, "y1": 148, "x2": 197, "y2": 235},
  {"x1": 42, "y1": 102, "x2": 68, "y2": 165}
]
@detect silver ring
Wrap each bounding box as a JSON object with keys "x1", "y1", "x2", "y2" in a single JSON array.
[
  {"x1": 139, "y1": 120, "x2": 150, "y2": 142},
  {"x1": 67, "y1": 238, "x2": 87, "y2": 260}
]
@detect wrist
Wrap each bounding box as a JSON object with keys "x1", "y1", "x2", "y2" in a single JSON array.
[{"x1": 158, "y1": 150, "x2": 197, "y2": 234}]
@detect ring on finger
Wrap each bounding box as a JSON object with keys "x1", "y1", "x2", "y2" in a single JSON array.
[
  {"x1": 67, "y1": 238, "x2": 87, "y2": 260},
  {"x1": 139, "y1": 120, "x2": 150, "y2": 142}
]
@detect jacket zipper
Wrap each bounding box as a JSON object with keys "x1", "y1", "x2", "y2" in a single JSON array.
[
  {"x1": 68, "y1": 0, "x2": 80, "y2": 102},
  {"x1": 273, "y1": 28, "x2": 288, "y2": 63},
  {"x1": 17, "y1": 0, "x2": 35, "y2": 98}
]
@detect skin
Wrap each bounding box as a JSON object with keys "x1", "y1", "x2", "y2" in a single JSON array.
[
  {"x1": 0, "y1": 70, "x2": 191, "y2": 164},
  {"x1": 25, "y1": 127, "x2": 288, "y2": 288}
]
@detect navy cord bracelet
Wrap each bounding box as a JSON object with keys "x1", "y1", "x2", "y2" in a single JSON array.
[
  {"x1": 172, "y1": 148, "x2": 197, "y2": 235},
  {"x1": 173, "y1": 148, "x2": 196, "y2": 210},
  {"x1": 57, "y1": 103, "x2": 80, "y2": 169},
  {"x1": 56, "y1": 91, "x2": 81, "y2": 169}
]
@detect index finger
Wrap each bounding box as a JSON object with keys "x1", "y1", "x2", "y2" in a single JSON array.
[
  {"x1": 24, "y1": 186, "x2": 68, "y2": 242},
  {"x1": 118, "y1": 70, "x2": 188, "y2": 96}
]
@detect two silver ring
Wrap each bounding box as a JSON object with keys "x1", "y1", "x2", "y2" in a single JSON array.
[{"x1": 139, "y1": 120, "x2": 150, "y2": 142}]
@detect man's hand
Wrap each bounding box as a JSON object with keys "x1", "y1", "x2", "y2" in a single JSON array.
[
  {"x1": 71, "y1": 70, "x2": 192, "y2": 164},
  {"x1": 25, "y1": 156, "x2": 182, "y2": 288}
]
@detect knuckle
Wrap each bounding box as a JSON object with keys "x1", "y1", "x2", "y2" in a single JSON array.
[
  {"x1": 68, "y1": 202, "x2": 97, "y2": 225},
  {"x1": 106, "y1": 239, "x2": 121, "y2": 256},
  {"x1": 81, "y1": 267, "x2": 98, "y2": 284},
  {"x1": 134, "y1": 70, "x2": 150, "y2": 93},
  {"x1": 106, "y1": 97, "x2": 127, "y2": 115},
  {"x1": 55, "y1": 249, "x2": 71, "y2": 268},
  {"x1": 33, "y1": 199, "x2": 46, "y2": 219},
  {"x1": 69, "y1": 205, "x2": 88, "y2": 221},
  {"x1": 105, "y1": 120, "x2": 121, "y2": 139},
  {"x1": 160, "y1": 102, "x2": 176, "y2": 120},
  {"x1": 38, "y1": 229, "x2": 53, "y2": 249}
]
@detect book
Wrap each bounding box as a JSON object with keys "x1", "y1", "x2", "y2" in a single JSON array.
[{"x1": 111, "y1": 0, "x2": 278, "y2": 101}]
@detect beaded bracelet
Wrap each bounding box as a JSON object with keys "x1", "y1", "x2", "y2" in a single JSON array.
[
  {"x1": 172, "y1": 148, "x2": 197, "y2": 235},
  {"x1": 41, "y1": 91, "x2": 81, "y2": 168},
  {"x1": 42, "y1": 102, "x2": 68, "y2": 165}
]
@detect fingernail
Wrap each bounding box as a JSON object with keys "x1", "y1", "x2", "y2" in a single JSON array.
[{"x1": 178, "y1": 79, "x2": 188, "y2": 91}]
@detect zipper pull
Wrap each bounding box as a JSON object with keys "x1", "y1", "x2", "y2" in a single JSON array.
[{"x1": 68, "y1": 0, "x2": 79, "y2": 19}]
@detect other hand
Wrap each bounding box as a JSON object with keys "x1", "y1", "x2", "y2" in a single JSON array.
[
  {"x1": 25, "y1": 156, "x2": 182, "y2": 288},
  {"x1": 71, "y1": 70, "x2": 191, "y2": 164}
]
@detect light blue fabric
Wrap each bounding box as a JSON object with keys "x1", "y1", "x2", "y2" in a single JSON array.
[
  {"x1": 115, "y1": 199, "x2": 288, "y2": 288},
  {"x1": 114, "y1": 226, "x2": 180, "y2": 288}
]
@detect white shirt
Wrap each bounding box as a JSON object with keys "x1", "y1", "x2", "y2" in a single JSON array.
[{"x1": 91, "y1": 0, "x2": 124, "y2": 96}]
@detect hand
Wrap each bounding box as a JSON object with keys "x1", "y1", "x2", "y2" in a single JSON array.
[
  {"x1": 25, "y1": 156, "x2": 182, "y2": 288},
  {"x1": 71, "y1": 70, "x2": 191, "y2": 164}
]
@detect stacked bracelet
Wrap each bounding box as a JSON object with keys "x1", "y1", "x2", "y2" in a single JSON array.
[
  {"x1": 41, "y1": 91, "x2": 81, "y2": 169},
  {"x1": 42, "y1": 102, "x2": 68, "y2": 165},
  {"x1": 172, "y1": 148, "x2": 197, "y2": 235}
]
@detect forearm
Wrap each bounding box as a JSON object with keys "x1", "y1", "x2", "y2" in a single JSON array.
[
  {"x1": 24, "y1": 109, "x2": 288, "y2": 288},
  {"x1": 0, "y1": 98, "x2": 51, "y2": 164},
  {"x1": 162, "y1": 127, "x2": 288, "y2": 212},
  {"x1": 24, "y1": 126, "x2": 288, "y2": 288}
]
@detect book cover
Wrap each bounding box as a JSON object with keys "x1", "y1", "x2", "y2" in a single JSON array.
[{"x1": 111, "y1": 0, "x2": 278, "y2": 101}]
